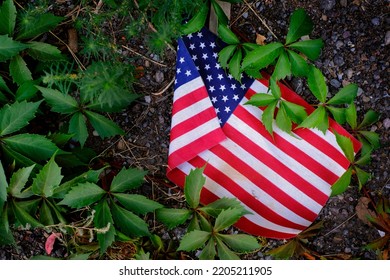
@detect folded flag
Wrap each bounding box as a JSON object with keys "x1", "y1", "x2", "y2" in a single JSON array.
[{"x1": 167, "y1": 28, "x2": 361, "y2": 239}]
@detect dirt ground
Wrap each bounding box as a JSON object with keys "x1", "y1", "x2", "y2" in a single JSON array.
[{"x1": 1, "y1": 0, "x2": 389, "y2": 260}]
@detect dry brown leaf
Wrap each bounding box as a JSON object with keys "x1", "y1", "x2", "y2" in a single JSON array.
[
  {"x1": 67, "y1": 28, "x2": 78, "y2": 53},
  {"x1": 356, "y1": 197, "x2": 377, "y2": 226},
  {"x1": 256, "y1": 33, "x2": 266, "y2": 45}
]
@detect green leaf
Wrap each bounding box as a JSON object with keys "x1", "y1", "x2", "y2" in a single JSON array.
[
  {"x1": 94, "y1": 200, "x2": 115, "y2": 254},
  {"x1": 59, "y1": 182, "x2": 106, "y2": 208},
  {"x1": 358, "y1": 110, "x2": 380, "y2": 129},
  {"x1": 111, "y1": 202, "x2": 150, "y2": 237},
  {"x1": 16, "y1": 80, "x2": 39, "y2": 101},
  {"x1": 262, "y1": 100, "x2": 278, "y2": 135},
  {"x1": 184, "y1": 167, "x2": 206, "y2": 209},
  {"x1": 217, "y1": 233, "x2": 260, "y2": 252},
  {"x1": 327, "y1": 83, "x2": 358, "y2": 105},
  {"x1": 218, "y1": 24, "x2": 240, "y2": 45},
  {"x1": 287, "y1": 50, "x2": 309, "y2": 77},
  {"x1": 8, "y1": 165, "x2": 35, "y2": 197},
  {"x1": 84, "y1": 110, "x2": 124, "y2": 139},
  {"x1": 16, "y1": 13, "x2": 64, "y2": 40},
  {"x1": 298, "y1": 106, "x2": 328, "y2": 132},
  {"x1": 26, "y1": 42, "x2": 64, "y2": 61},
  {"x1": 359, "y1": 131, "x2": 380, "y2": 150},
  {"x1": 215, "y1": 237, "x2": 240, "y2": 260},
  {"x1": 345, "y1": 103, "x2": 357, "y2": 129},
  {"x1": 37, "y1": 86, "x2": 79, "y2": 114},
  {"x1": 177, "y1": 230, "x2": 211, "y2": 252},
  {"x1": 269, "y1": 78, "x2": 281, "y2": 99},
  {"x1": 200, "y1": 197, "x2": 250, "y2": 217},
  {"x1": 52, "y1": 167, "x2": 105, "y2": 199},
  {"x1": 188, "y1": 212, "x2": 201, "y2": 232},
  {"x1": 9, "y1": 55, "x2": 33, "y2": 86},
  {"x1": 276, "y1": 105, "x2": 292, "y2": 133},
  {"x1": 214, "y1": 208, "x2": 243, "y2": 232},
  {"x1": 281, "y1": 100, "x2": 307, "y2": 124},
  {"x1": 335, "y1": 132, "x2": 355, "y2": 163},
  {"x1": 180, "y1": 2, "x2": 208, "y2": 35},
  {"x1": 0, "y1": 100, "x2": 41, "y2": 136},
  {"x1": 211, "y1": 0, "x2": 229, "y2": 26},
  {"x1": 113, "y1": 193, "x2": 162, "y2": 215},
  {"x1": 307, "y1": 66, "x2": 327, "y2": 103},
  {"x1": 156, "y1": 208, "x2": 192, "y2": 229},
  {"x1": 355, "y1": 167, "x2": 371, "y2": 190},
  {"x1": 31, "y1": 155, "x2": 63, "y2": 197},
  {"x1": 1, "y1": 144, "x2": 40, "y2": 169},
  {"x1": 47, "y1": 132, "x2": 74, "y2": 147},
  {"x1": 0, "y1": 0, "x2": 17, "y2": 36},
  {"x1": 229, "y1": 48, "x2": 243, "y2": 81},
  {"x1": 0, "y1": 161, "x2": 8, "y2": 216},
  {"x1": 68, "y1": 112, "x2": 88, "y2": 147},
  {"x1": 285, "y1": 8, "x2": 313, "y2": 45},
  {"x1": 241, "y1": 42, "x2": 283, "y2": 71},
  {"x1": 218, "y1": 45, "x2": 237, "y2": 69},
  {"x1": 267, "y1": 239, "x2": 297, "y2": 259},
  {"x1": 289, "y1": 39, "x2": 324, "y2": 61},
  {"x1": 39, "y1": 200, "x2": 55, "y2": 225},
  {"x1": 246, "y1": 93, "x2": 277, "y2": 107},
  {"x1": 355, "y1": 150, "x2": 372, "y2": 166},
  {"x1": 0, "y1": 35, "x2": 27, "y2": 62},
  {"x1": 110, "y1": 167, "x2": 147, "y2": 193},
  {"x1": 331, "y1": 167, "x2": 352, "y2": 196},
  {"x1": 0, "y1": 207, "x2": 14, "y2": 245},
  {"x1": 272, "y1": 50, "x2": 291, "y2": 81},
  {"x1": 198, "y1": 212, "x2": 213, "y2": 232},
  {"x1": 327, "y1": 106, "x2": 346, "y2": 124},
  {"x1": 12, "y1": 200, "x2": 43, "y2": 227},
  {"x1": 199, "y1": 238, "x2": 217, "y2": 260},
  {"x1": 3, "y1": 133, "x2": 58, "y2": 162}
]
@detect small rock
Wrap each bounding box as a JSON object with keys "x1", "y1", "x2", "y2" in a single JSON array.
[
  {"x1": 154, "y1": 70, "x2": 164, "y2": 83},
  {"x1": 362, "y1": 95, "x2": 371, "y2": 103},
  {"x1": 117, "y1": 139, "x2": 126, "y2": 151},
  {"x1": 92, "y1": 130, "x2": 99, "y2": 137},
  {"x1": 320, "y1": 0, "x2": 336, "y2": 11},
  {"x1": 346, "y1": 69, "x2": 354, "y2": 79},
  {"x1": 371, "y1": 17, "x2": 380, "y2": 26},
  {"x1": 344, "y1": 247, "x2": 352, "y2": 254},
  {"x1": 242, "y1": 12, "x2": 249, "y2": 19},
  {"x1": 383, "y1": 118, "x2": 390, "y2": 129},
  {"x1": 340, "y1": 0, "x2": 348, "y2": 7},
  {"x1": 336, "y1": 40, "x2": 344, "y2": 49},
  {"x1": 342, "y1": 31, "x2": 351, "y2": 39},
  {"x1": 385, "y1": 31, "x2": 390, "y2": 46},
  {"x1": 321, "y1": 14, "x2": 328, "y2": 21},
  {"x1": 357, "y1": 87, "x2": 363, "y2": 96},
  {"x1": 334, "y1": 55, "x2": 345, "y2": 66},
  {"x1": 330, "y1": 79, "x2": 341, "y2": 88},
  {"x1": 144, "y1": 95, "x2": 151, "y2": 103}
]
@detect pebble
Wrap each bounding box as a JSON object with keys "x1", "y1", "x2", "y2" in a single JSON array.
[
  {"x1": 346, "y1": 69, "x2": 353, "y2": 79},
  {"x1": 154, "y1": 70, "x2": 164, "y2": 83},
  {"x1": 385, "y1": 31, "x2": 390, "y2": 46},
  {"x1": 144, "y1": 95, "x2": 151, "y2": 103},
  {"x1": 371, "y1": 17, "x2": 380, "y2": 26},
  {"x1": 344, "y1": 247, "x2": 352, "y2": 254},
  {"x1": 383, "y1": 118, "x2": 390, "y2": 129},
  {"x1": 334, "y1": 55, "x2": 345, "y2": 66},
  {"x1": 340, "y1": 0, "x2": 348, "y2": 7},
  {"x1": 320, "y1": 0, "x2": 336, "y2": 11},
  {"x1": 330, "y1": 79, "x2": 341, "y2": 88}
]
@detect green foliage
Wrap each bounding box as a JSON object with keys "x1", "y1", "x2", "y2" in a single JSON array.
[
  {"x1": 37, "y1": 61, "x2": 139, "y2": 147},
  {"x1": 330, "y1": 132, "x2": 372, "y2": 196},
  {"x1": 156, "y1": 167, "x2": 259, "y2": 259},
  {"x1": 0, "y1": 0, "x2": 64, "y2": 91},
  {"x1": 59, "y1": 167, "x2": 162, "y2": 254}
]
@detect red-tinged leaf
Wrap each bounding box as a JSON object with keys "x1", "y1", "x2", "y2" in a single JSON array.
[{"x1": 45, "y1": 232, "x2": 61, "y2": 255}]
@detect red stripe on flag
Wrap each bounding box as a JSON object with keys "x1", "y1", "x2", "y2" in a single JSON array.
[
  {"x1": 232, "y1": 104, "x2": 341, "y2": 185},
  {"x1": 189, "y1": 155, "x2": 309, "y2": 231},
  {"x1": 171, "y1": 87, "x2": 208, "y2": 115},
  {"x1": 168, "y1": 128, "x2": 225, "y2": 168}
]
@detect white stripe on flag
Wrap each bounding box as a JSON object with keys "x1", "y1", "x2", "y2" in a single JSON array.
[
  {"x1": 173, "y1": 77, "x2": 204, "y2": 102},
  {"x1": 171, "y1": 97, "x2": 212, "y2": 127}
]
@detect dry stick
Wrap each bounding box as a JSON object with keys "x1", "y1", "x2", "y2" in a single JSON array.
[
  {"x1": 323, "y1": 213, "x2": 357, "y2": 237},
  {"x1": 243, "y1": 0, "x2": 278, "y2": 40},
  {"x1": 152, "y1": 77, "x2": 175, "y2": 96},
  {"x1": 121, "y1": 45, "x2": 168, "y2": 67}
]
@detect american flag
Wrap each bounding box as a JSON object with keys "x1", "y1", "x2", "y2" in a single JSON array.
[{"x1": 167, "y1": 28, "x2": 361, "y2": 239}]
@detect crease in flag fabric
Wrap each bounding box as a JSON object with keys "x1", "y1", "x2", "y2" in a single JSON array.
[{"x1": 167, "y1": 27, "x2": 361, "y2": 239}]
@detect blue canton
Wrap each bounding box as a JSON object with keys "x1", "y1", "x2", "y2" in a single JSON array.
[{"x1": 174, "y1": 28, "x2": 252, "y2": 126}]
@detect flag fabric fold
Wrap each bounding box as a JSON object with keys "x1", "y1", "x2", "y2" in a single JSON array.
[{"x1": 167, "y1": 28, "x2": 361, "y2": 239}]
